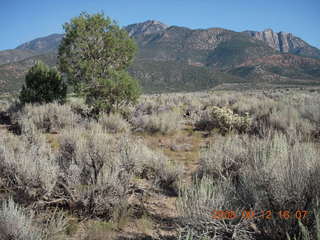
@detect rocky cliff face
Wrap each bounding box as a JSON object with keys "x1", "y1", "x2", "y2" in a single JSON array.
[
  {"x1": 244, "y1": 29, "x2": 320, "y2": 58},
  {"x1": 244, "y1": 29, "x2": 307, "y2": 52}
]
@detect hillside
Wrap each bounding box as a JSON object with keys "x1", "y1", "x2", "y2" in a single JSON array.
[
  {"x1": 0, "y1": 49, "x2": 38, "y2": 65},
  {"x1": 0, "y1": 20, "x2": 320, "y2": 93},
  {"x1": 130, "y1": 25, "x2": 276, "y2": 69},
  {"x1": 128, "y1": 60, "x2": 245, "y2": 93},
  {"x1": 228, "y1": 53, "x2": 320, "y2": 85},
  {"x1": 0, "y1": 53, "x2": 57, "y2": 93},
  {"x1": 0, "y1": 52, "x2": 243, "y2": 94}
]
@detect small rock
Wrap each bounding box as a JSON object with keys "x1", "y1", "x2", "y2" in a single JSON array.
[
  {"x1": 134, "y1": 127, "x2": 144, "y2": 133},
  {"x1": 170, "y1": 144, "x2": 193, "y2": 152}
]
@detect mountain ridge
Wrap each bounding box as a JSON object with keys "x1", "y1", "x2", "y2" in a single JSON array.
[
  {"x1": 15, "y1": 33, "x2": 63, "y2": 53},
  {"x1": 0, "y1": 20, "x2": 319, "y2": 93}
]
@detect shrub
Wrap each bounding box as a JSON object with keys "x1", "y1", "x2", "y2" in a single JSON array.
[
  {"x1": 57, "y1": 126, "x2": 129, "y2": 218},
  {"x1": 196, "y1": 106, "x2": 252, "y2": 134},
  {"x1": 98, "y1": 113, "x2": 130, "y2": 133},
  {"x1": 117, "y1": 137, "x2": 183, "y2": 195},
  {"x1": 57, "y1": 126, "x2": 118, "y2": 185},
  {"x1": 133, "y1": 110, "x2": 182, "y2": 135},
  {"x1": 15, "y1": 102, "x2": 82, "y2": 134},
  {"x1": 70, "y1": 100, "x2": 95, "y2": 119},
  {"x1": 0, "y1": 198, "x2": 43, "y2": 240},
  {"x1": 286, "y1": 204, "x2": 320, "y2": 240},
  {"x1": 269, "y1": 104, "x2": 314, "y2": 139},
  {"x1": 0, "y1": 198, "x2": 68, "y2": 240},
  {"x1": 198, "y1": 134, "x2": 248, "y2": 180},
  {"x1": 84, "y1": 70, "x2": 140, "y2": 114},
  {"x1": 19, "y1": 61, "x2": 67, "y2": 104},
  {"x1": 57, "y1": 125, "x2": 181, "y2": 216},
  {"x1": 177, "y1": 177, "x2": 255, "y2": 240},
  {"x1": 0, "y1": 133, "x2": 58, "y2": 201},
  {"x1": 196, "y1": 132, "x2": 320, "y2": 239}
]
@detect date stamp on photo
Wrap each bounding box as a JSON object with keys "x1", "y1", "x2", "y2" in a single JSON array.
[{"x1": 211, "y1": 210, "x2": 309, "y2": 220}]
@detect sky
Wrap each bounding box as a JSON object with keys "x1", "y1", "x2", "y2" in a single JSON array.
[{"x1": 0, "y1": 0, "x2": 319, "y2": 50}]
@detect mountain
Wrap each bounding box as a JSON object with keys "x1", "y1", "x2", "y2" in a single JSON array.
[
  {"x1": 128, "y1": 24, "x2": 277, "y2": 70},
  {"x1": 243, "y1": 29, "x2": 320, "y2": 59},
  {"x1": 228, "y1": 53, "x2": 320, "y2": 82},
  {"x1": 0, "y1": 51, "x2": 243, "y2": 94},
  {"x1": 0, "y1": 20, "x2": 320, "y2": 94},
  {"x1": 128, "y1": 59, "x2": 245, "y2": 93},
  {"x1": 0, "y1": 53, "x2": 57, "y2": 93},
  {"x1": 126, "y1": 20, "x2": 168, "y2": 38},
  {"x1": 0, "y1": 49, "x2": 38, "y2": 65},
  {"x1": 15, "y1": 33, "x2": 64, "y2": 53}
]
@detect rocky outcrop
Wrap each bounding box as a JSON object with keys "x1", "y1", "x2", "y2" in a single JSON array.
[
  {"x1": 244, "y1": 29, "x2": 281, "y2": 51},
  {"x1": 244, "y1": 29, "x2": 320, "y2": 58}
]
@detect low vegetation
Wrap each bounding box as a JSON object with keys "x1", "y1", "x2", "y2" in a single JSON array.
[{"x1": 1, "y1": 88, "x2": 320, "y2": 239}]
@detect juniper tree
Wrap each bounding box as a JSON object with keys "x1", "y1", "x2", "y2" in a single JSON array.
[
  {"x1": 19, "y1": 61, "x2": 67, "y2": 104},
  {"x1": 58, "y1": 12, "x2": 140, "y2": 113}
]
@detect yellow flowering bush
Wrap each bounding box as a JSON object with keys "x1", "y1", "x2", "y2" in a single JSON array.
[{"x1": 196, "y1": 106, "x2": 252, "y2": 134}]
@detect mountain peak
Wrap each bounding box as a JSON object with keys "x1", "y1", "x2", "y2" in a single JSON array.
[
  {"x1": 125, "y1": 20, "x2": 168, "y2": 37},
  {"x1": 143, "y1": 20, "x2": 166, "y2": 25}
]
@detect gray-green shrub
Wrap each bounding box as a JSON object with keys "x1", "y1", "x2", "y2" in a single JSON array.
[
  {"x1": 0, "y1": 133, "x2": 58, "y2": 200},
  {"x1": 195, "y1": 132, "x2": 320, "y2": 239},
  {"x1": 133, "y1": 110, "x2": 182, "y2": 134},
  {"x1": 0, "y1": 198, "x2": 68, "y2": 240},
  {"x1": 14, "y1": 102, "x2": 82, "y2": 134},
  {"x1": 177, "y1": 177, "x2": 255, "y2": 240},
  {"x1": 98, "y1": 113, "x2": 130, "y2": 133}
]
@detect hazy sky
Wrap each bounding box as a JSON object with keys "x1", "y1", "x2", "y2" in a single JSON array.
[{"x1": 1, "y1": 0, "x2": 319, "y2": 50}]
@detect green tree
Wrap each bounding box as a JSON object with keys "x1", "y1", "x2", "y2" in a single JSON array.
[
  {"x1": 58, "y1": 12, "x2": 140, "y2": 113},
  {"x1": 19, "y1": 61, "x2": 67, "y2": 104}
]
